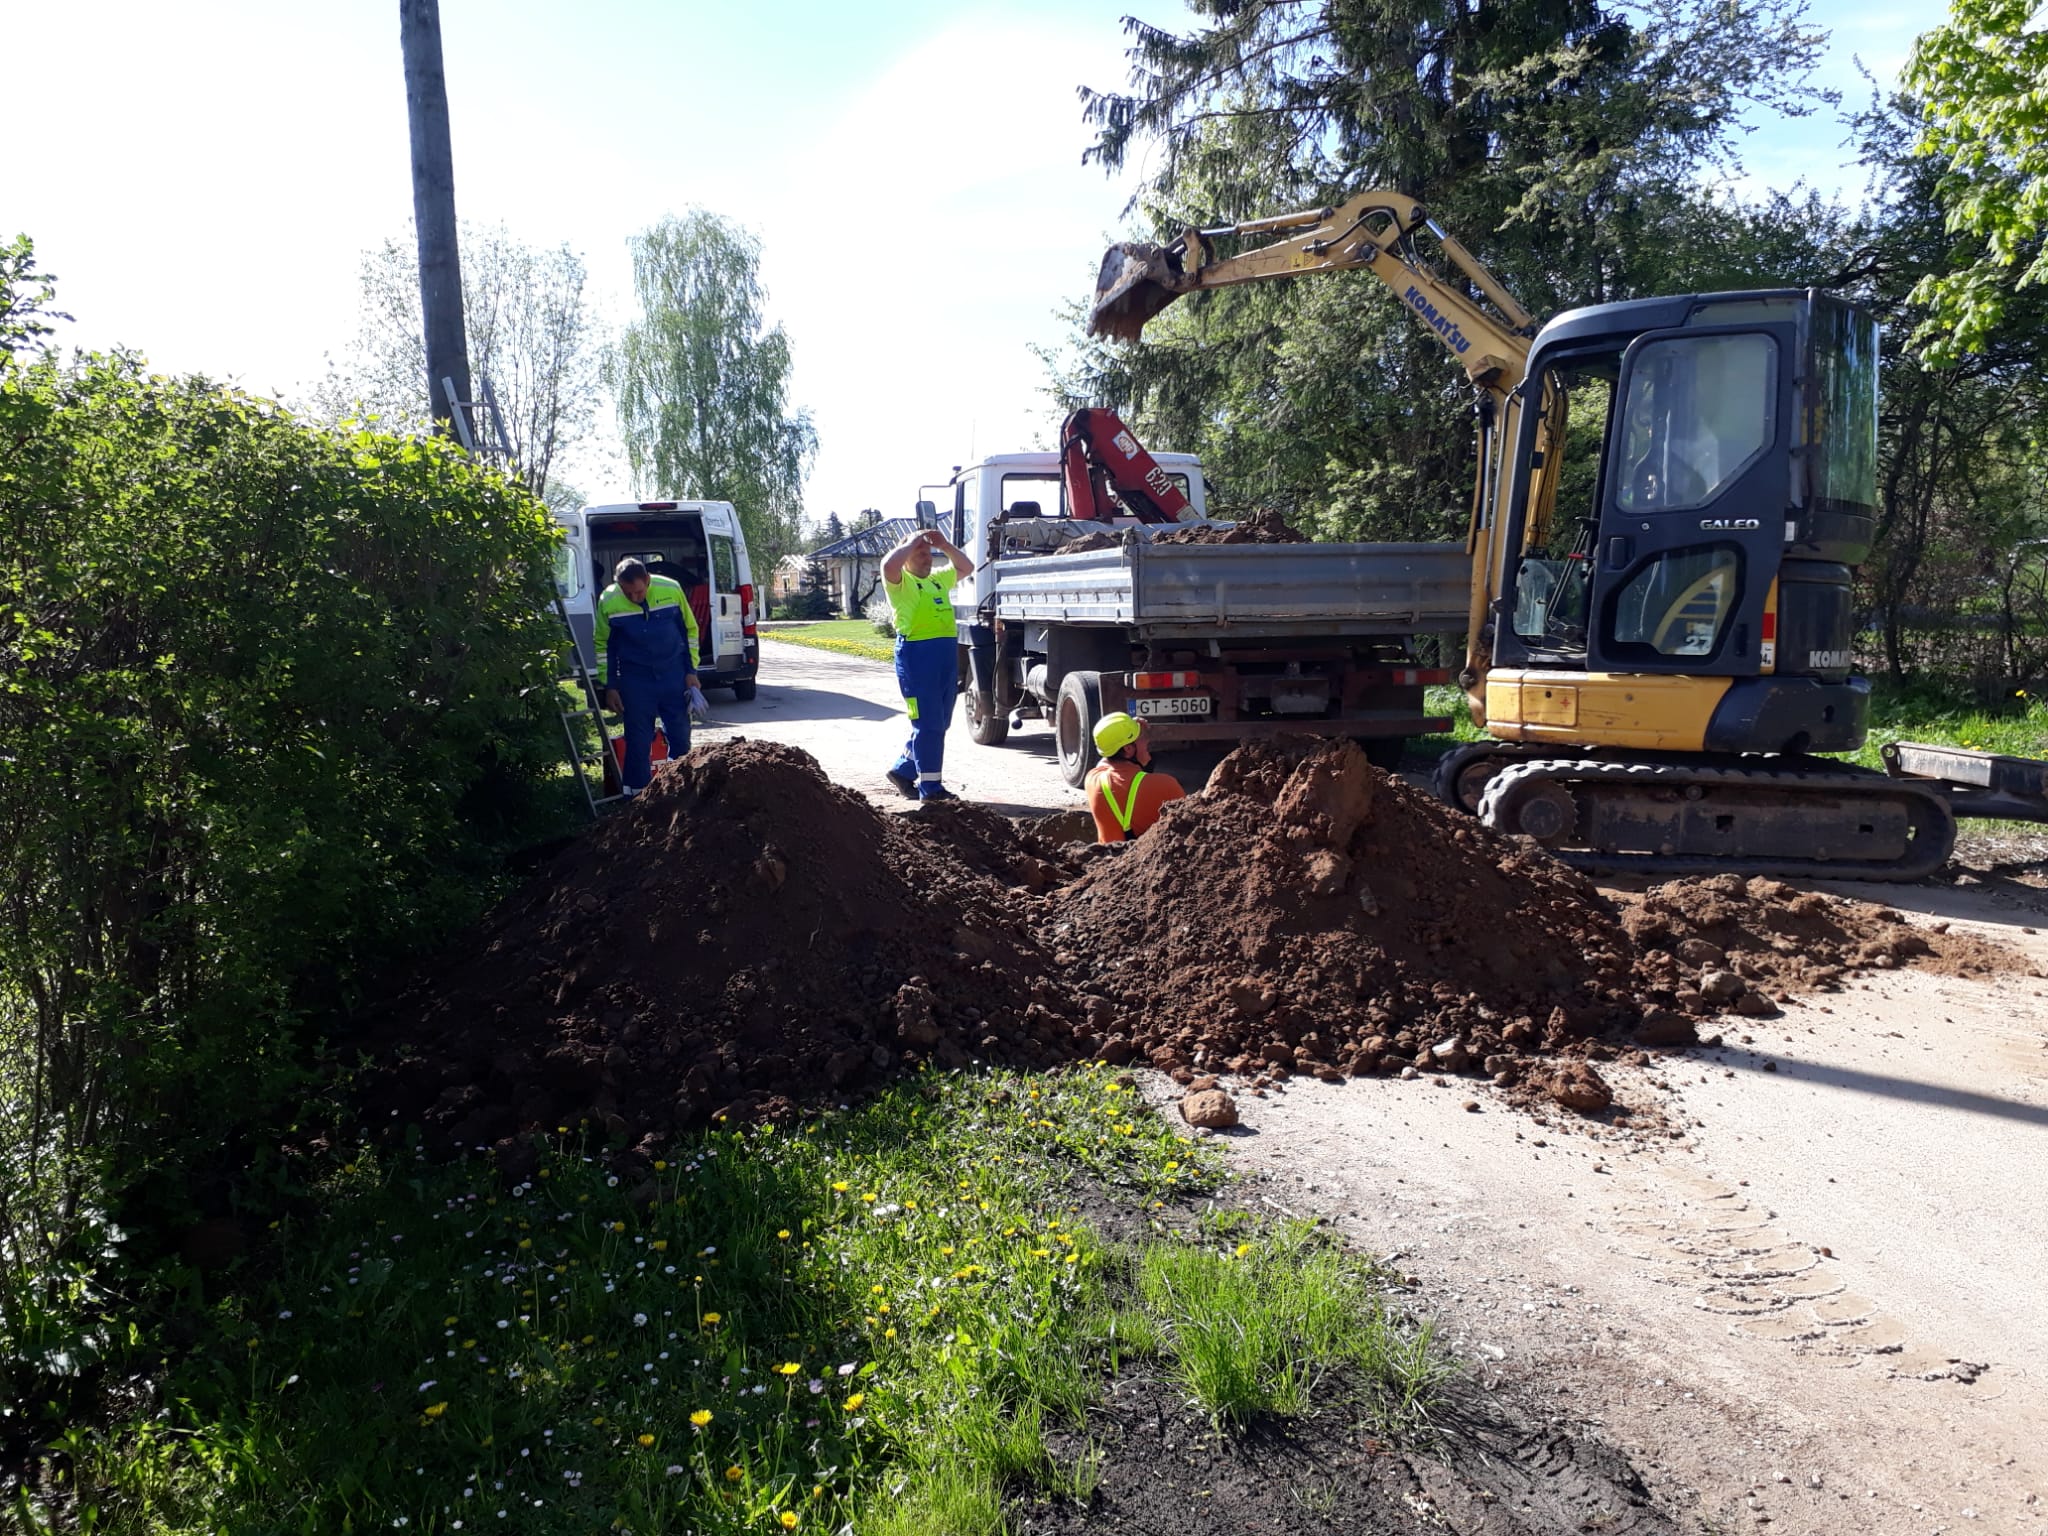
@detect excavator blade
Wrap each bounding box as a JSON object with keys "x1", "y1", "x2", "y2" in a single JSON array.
[{"x1": 1089, "y1": 242, "x2": 1185, "y2": 341}]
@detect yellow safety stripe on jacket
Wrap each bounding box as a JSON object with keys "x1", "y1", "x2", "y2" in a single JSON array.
[{"x1": 1102, "y1": 769, "x2": 1147, "y2": 833}]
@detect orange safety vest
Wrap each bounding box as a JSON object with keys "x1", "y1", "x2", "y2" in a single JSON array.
[{"x1": 1101, "y1": 768, "x2": 1147, "y2": 834}]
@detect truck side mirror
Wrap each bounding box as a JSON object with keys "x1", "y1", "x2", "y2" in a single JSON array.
[{"x1": 915, "y1": 499, "x2": 937, "y2": 525}]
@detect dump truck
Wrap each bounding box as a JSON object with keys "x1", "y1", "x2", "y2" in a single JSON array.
[{"x1": 922, "y1": 432, "x2": 1470, "y2": 787}]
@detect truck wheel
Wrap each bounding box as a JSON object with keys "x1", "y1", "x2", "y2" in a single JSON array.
[
  {"x1": 1054, "y1": 670, "x2": 1104, "y2": 789},
  {"x1": 730, "y1": 678, "x2": 758, "y2": 703},
  {"x1": 965, "y1": 686, "x2": 1010, "y2": 746}
]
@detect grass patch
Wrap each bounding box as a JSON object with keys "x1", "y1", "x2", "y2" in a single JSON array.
[
  {"x1": 760, "y1": 621, "x2": 894, "y2": 665},
  {"x1": 17, "y1": 1067, "x2": 1441, "y2": 1534}
]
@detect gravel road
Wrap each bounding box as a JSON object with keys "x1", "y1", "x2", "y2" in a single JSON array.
[{"x1": 727, "y1": 639, "x2": 2048, "y2": 1533}]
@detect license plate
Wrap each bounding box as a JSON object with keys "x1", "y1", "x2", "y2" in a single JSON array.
[{"x1": 1135, "y1": 695, "x2": 1212, "y2": 718}]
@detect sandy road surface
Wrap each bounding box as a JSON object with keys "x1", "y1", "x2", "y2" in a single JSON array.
[{"x1": 724, "y1": 641, "x2": 2048, "y2": 1533}]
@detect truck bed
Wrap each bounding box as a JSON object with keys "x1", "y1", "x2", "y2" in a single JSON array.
[{"x1": 986, "y1": 535, "x2": 1470, "y2": 638}]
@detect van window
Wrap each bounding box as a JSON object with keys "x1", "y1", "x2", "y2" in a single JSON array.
[
  {"x1": 552, "y1": 542, "x2": 583, "y2": 598},
  {"x1": 710, "y1": 534, "x2": 737, "y2": 591}
]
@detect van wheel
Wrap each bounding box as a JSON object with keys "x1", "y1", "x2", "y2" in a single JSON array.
[
  {"x1": 730, "y1": 679, "x2": 758, "y2": 702},
  {"x1": 1054, "y1": 670, "x2": 1104, "y2": 789},
  {"x1": 965, "y1": 686, "x2": 1009, "y2": 746}
]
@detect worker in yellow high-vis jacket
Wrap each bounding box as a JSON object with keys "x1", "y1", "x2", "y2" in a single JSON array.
[{"x1": 880, "y1": 526, "x2": 973, "y2": 801}]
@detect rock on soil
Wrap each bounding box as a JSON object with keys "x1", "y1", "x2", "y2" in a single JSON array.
[
  {"x1": 1179, "y1": 1088, "x2": 1240, "y2": 1129},
  {"x1": 356, "y1": 738, "x2": 2023, "y2": 1154}
]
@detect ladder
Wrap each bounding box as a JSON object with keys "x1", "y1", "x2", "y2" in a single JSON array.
[{"x1": 552, "y1": 592, "x2": 625, "y2": 818}]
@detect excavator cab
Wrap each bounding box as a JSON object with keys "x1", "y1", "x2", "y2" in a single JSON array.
[{"x1": 1487, "y1": 291, "x2": 1876, "y2": 757}]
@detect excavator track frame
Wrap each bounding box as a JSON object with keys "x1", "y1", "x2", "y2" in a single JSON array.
[{"x1": 1473, "y1": 756, "x2": 1958, "y2": 883}]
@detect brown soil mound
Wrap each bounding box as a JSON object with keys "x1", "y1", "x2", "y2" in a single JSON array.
[
  {"x1": 1619, "y1": 875, "x2": 2023, "y2": 1012},
  {"x1": 1152, "y1": 507, "x2": 1308, "y2": 545},
  {"x1": 1055, "y1": 738, "x2": 1640, "y2": 1083},
  {"x1": 360, "y1": 743, "x2": 1078, "y2": 1155},
  {"x1": 360, "y1": 738, "x2": 2027, "y2": 1152}
]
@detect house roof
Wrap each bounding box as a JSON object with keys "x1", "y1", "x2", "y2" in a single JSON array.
[{"x1": 811, "y1": 518, "x2": 921, "y2": 560}]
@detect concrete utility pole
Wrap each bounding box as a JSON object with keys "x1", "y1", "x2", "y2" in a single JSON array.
[{"x1": 399, "y1": 0, "x2": 470, "y2": 440}]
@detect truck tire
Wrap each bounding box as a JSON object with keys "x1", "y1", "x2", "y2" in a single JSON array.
[
  {"x1": 1054, "y1": 670, "x2": 1104, "y2": 789},
  {"x1": 730, "y1": 678, "x2": 758, "y2": 703},
  {"x1": 964, "y1": 686, "x2": 1010, "y2": 746}
]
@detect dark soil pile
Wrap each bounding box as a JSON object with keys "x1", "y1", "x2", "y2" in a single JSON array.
[
  {"x1": 360, "y1": 738, "x2": 2027, "y2": 1150},
  {"x1": 1618, "y1": 874, "x2": 2024, "y2": 1016},
  {"x1": 359, "y1": 743, "x2": 1081, "y2": 1155},
  {"x1": 1053, "y1": 738, "x2": 1641, "y2": 1087},
  {"x1": 1152, "y1": 507, "x2": 1309, "y2": 545}
]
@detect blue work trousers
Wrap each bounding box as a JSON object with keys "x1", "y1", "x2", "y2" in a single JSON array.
[
  {"x1": 617, "y1": 666, "x2": 692, "y2": 794},
  {"x1": 891, "y1": 635, "x2": 957, "y2": 796}
]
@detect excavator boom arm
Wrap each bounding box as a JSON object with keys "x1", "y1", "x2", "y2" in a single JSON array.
[{"x1": 1090, "y1": 191, "x2": 1532, "y2": 394}]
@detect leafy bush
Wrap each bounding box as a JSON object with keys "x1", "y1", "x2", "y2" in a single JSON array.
[{"x1": 0, "y1": 341, "x2": 564, "y2": 1404}]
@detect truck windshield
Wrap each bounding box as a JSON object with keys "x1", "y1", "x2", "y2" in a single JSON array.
[{"x1": 1809, "y1": 300, "x2": 1878, "y2": 513}]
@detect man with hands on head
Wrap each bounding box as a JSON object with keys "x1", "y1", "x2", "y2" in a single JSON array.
[{"x1": 881, "y1": 524, "x2": 973, "y2": 802}]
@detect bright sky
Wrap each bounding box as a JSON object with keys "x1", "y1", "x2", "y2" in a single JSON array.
[{"x1": 13, "y1": 0, "x2": 1944, "y2": 528}]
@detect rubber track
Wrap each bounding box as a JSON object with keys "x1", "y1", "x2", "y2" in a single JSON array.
[{"x1": 1475, "y1": 756, "x2": 1958, "y2": 882}]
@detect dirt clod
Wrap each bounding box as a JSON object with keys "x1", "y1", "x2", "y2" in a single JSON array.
[{"x1": 1179, "y1": 1088, "x2": 1240, "y2": 1129}]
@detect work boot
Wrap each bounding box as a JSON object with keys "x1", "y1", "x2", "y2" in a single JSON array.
[
  {"x1": 920, "y1": 785, "x2": 960, "y2": 802},
  {"x1": 884, "y1": 765, "x2": 918, "y2": 799}
]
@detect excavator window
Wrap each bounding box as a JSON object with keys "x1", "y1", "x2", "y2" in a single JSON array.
[
  {"x1": 1510, "y1": 359, "x2": 1614, "y2": 656},
  {"x1": 1615, "y1": 334, "x2": 1776, "y2": 514},
  {"x1": 1608, "y1": 545, "x2": 1741, "y2": 658}
]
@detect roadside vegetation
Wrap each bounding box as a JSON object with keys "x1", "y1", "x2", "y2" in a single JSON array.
[
  {"x1": 760, "y1": 620, "x2": 896, "y2": 665},
  {"x1": 13, "y1": 1068, "x2": 1442, "y2": 1534}
]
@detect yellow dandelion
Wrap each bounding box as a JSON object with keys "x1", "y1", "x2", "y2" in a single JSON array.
[
  {"x1": 518, "y1": 1238, "x2": 532, "y2": 1249},
  {"x1": 461, "y1": 1338, "x2": 477, "y2": 1349},
  {"x1": 423, "y1": 1401, "x2": 448, "y2": 1418},
  {"x1": 870, "y1": 1284, "x2": 884, "y2": 1295},
  {"x1": 940, "y1": 1244, "x2": 955, "y2": 1256},
  {"x1": 702, "y1": 1312, "x2": 722, "y2": 1326},
  {"x1": 638, "y1": 1433, "x2": 656, "y2": 1447},
  {"x1": 780, "y1": 1515, "x2": 798, "y2": 1530},
  {"x1": 654, "y1": 1160, "x2": 667, "y2": 1170},
  {"x1": 776, "y1": 1362, "x2": 802, "y2": 1376},
  {"x1": 691, "y1": 1409, "x2": 713, "y2": 1427},
  {"x1": 777, "y1": 1229, "x2": 791, "y2": 1240},
  {"x1": 725, "y1": 1465, "x2": 744, "y2": 1482},
  {"x1": 443, "y1": 1315, "x2": 459, "y2": 1326},
  {"x1": 831, "y1": 1180, "x2": 849, "y2": 1193},
  {"x1": 1235, "y1": 1243, "x2": 1252, "y2": 1257},
  {"x1": 843, "y1": 1392, "x2": 866, "y2": 1412},
  {"x1": 861, "y1": 1192, "x2": 877, "y2": 1203},
  {"x1": 885, "y1": 1327, "x2": 898, "y2": 1339},
  {"x1": 611, "y1": 1221, "x2": 626, "y2": 1232}
]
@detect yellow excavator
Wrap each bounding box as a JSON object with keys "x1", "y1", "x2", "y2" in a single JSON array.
[{"x1": 1093, "y1": 191, "x2": 1988, "y2": 879}]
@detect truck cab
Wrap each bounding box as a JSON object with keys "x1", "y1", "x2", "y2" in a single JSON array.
[
  {"x1": 555, "y1": 500, "x2": 761, "y2": 701},
  {"x1": 931, "y1": 450, "x2": 1210, "y2": 612}
]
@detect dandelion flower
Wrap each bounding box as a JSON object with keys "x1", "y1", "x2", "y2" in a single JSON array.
[
  {"x1": 842, "y1": 1392, "x2": 865, "y2": 1412},
  {"x1": 1235, "y1": 1243, "x2": 1252, "y2": 1258},
  {"x1": 424, "y1": 1402, "x2": 449, "y2": 1418},
  {"x1": 690, "y1": 1409, "x2": 713, "y2": 1427},
  {"x1": 780, "y1": 1513, "x2": 799, "y2": 1529},
  {"x1": 637, "y1": 1433, "x2": 655, "y2": 1447},
  {"x1": 702, "y1": 1313, "x2": 722, "y2": 1326},
  {"x1": 650, "y1": 1240, "x2": 667, "y2": 1252},
  {"x1": 861, "y1": 1192, "x2": 876, "y2": 1203},
  {"x1": 776, "y1": 1362, "x2": 801, "y2": 1376},
  {"x1": 831, "y1": 1181, "x2": 849, "y2": 1193},
  {"x1": 777, "y1": 1230, "x2": 791, "y2": 1240},
  {"x1": 725, "y1": 1465, "x2": 744, "y2": 1482}
]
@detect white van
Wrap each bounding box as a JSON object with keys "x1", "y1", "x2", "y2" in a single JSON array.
[{"x1": 555, "y1": 500, "x2": 761, "y2": 700}]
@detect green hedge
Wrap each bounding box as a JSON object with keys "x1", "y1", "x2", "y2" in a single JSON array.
[{"x1": 0, "y1": 346, "x2": 564, "y2": 1402}]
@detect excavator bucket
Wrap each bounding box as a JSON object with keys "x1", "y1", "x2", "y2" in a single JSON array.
[{"x1": 1089, "y1": 242, "x2": 1186, "y2": 342}]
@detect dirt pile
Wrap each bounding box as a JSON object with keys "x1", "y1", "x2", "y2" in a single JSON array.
[
  {"x1": 1053, "y1": 738, "x2": 1641, "y2": 1088},
  {"x1": 1152, "y1": 507, "x2": 1309, "y2": 545},
  {"x1": 1618, "y1": 875, "x2": 2022, "y2": 1027},
  {"x1": 361, "y1": 738, "x2": 2027, "y2": 1151},
  {"x1": 360, "y1": 742, "x2": 1081, "y2": 1154}
]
